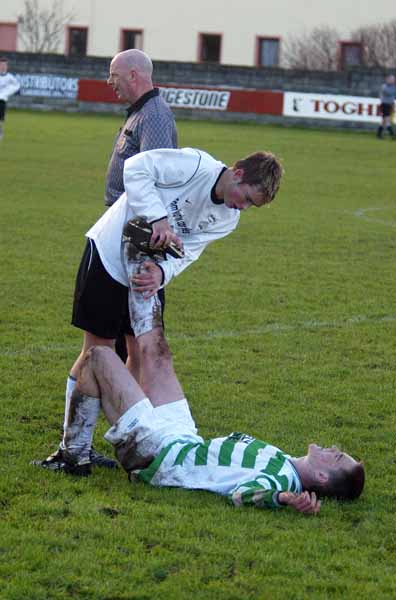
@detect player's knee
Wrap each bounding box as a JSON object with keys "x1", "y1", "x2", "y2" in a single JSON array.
[{"x1": 86, "y1": 345, "x2": 114, "y2": 365}]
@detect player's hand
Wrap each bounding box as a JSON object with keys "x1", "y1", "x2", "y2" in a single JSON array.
[
  {"x1": 151, "y1": 218, "x2": 183, "y2": 252},
  {"x1": 131, "y1": 261, "x2": 163, "y2": 298},
  {"x1": 278, "y1": 491, "x2": 321, "y2": 515}
]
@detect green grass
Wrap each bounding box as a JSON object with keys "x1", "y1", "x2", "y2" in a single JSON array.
[{"x1": 1, "y1": 110, "x2": 396, "y2": 599}]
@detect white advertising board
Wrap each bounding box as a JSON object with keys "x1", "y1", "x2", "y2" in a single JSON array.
[
  {"x1": 16, "y1": 74, "x2": 79, "y2": 98},
  {"x1": 283, "y1": 92, "x2": 382, "y2": 123},
  {"x1": 159, "y1": 87, "x2": 230, "y2": 110}
]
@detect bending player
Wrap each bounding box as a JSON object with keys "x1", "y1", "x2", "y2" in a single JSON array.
[{"x1": 37, "y1": 345, "x2": 365, "y2": 515}]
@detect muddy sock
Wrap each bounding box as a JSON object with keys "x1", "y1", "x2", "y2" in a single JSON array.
[{"x1": 61, "y1": 391, "x2": 101, "y2": 464}]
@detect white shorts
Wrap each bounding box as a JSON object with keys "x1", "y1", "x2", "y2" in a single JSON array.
[{"x1": 104, "y1": 398, "x2": 203, "y2": 471}]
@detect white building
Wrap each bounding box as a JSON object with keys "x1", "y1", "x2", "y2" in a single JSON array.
[{"x1": 0, "y1": 0, "x2": 395, "y2": 67}]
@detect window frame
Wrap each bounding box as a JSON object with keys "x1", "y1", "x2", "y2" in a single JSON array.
[
  {"x1": 338, "y1": 40, "x2": 363, "y2": 70},
  {"x1": 66, "y1": 25, "x2": 88, "y2": 57},
  {"x1": 120, "y1": 28, "x2": 144, "y2": 51},
  {"x1": 0, "y1": 22, "x2": 18, "y2": 51},
  {"x1": 255, "y1": 36, "x2": 281, "y2": 68},
  {"x1": 198, "y1": 32, "x2": 222, "y2": 63}
]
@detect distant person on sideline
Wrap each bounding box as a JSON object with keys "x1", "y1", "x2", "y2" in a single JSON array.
[
  {"x1": 377, "y1": 74, "x2": 396, "y2": 139},
  {"x1": 36, "y1": 345, "x2": 365, "y2": 516},
  {"x1": 0, "y1": 57, "x2": 20, "y2": 142}
]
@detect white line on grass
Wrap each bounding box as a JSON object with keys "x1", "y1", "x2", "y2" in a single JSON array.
[
  {"x1": 353, "y1": 207, "x2": 396, "y2": 228},
  {"x1": 1, "y1": 314, "x2": 395, "y2": 358}
]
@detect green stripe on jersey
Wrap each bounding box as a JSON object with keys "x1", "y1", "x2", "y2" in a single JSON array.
[
  {"x1": 194, "y1": 441, "x2": 210, "y2": 466},
  {"x1": 264, "y1": 451, "x2": 289, "y2": 489},
  {"x1": 241, "y1": 440, "x2": 268, "y2": 468},
  {"x1": 254, "y1": 474, "x2": 278, "y2": 490},
  {"x1": 218, "y1": 439, "x2": 238, "y2": 466},
  {"x1": 137, "y1": 440, "x2": 183, "y2": 483},
  {"x1": 173, "y1": 443, "x2": 200, "y2": 466},
  {"x1": 241, "y1": 486, "x2": 277, "y2": 509}
]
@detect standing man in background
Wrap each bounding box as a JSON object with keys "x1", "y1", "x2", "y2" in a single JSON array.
[
  {"x1": 377, "y1": 74, "x2": 396, "y2": 139},
  {"x1": 66, "y1": 49, "x2": 177, "y2": 468},
  {"x1": 0, "y1": 57, "x2": 20, "y2": 142},
  {"x1": 104, "y1": 49, "x2": 178, "y2": 207}
]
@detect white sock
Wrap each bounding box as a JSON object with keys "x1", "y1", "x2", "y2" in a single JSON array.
[{"x1": 63, "y1": 375, "x2": 77, "y2": 433}]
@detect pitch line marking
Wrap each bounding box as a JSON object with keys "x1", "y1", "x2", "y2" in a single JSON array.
[
  {"x1": 1, "y1": 314, "x2": 395, "y2": 358},
  {"x1": 352, "y1": 207, "x2": 396, "y2": 228}
]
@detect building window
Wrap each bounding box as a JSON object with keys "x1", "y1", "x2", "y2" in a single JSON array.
[
  {"x1": 0, "y1": 23, "x2": 17, "y2": 51},
  {"x1": 199, "y1": 33, "x2": 221, "y2": 63},
  {"x1": 339, "y1": 41, "x2": 362, "y2": 69},
  {"x1": 121, "y1": 29, "x2": 143, "y2": 51},
  {"x1": 256, "y1": 37, "x2": 280, "y2": 67},
  {"x1": 67, "y1": 27, "x2": 88, "y2": 56}
]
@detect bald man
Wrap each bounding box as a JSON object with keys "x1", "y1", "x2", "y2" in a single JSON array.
[
  {"x1": 105, "y1": 49, "x2": 178, "y2": 207},
  {"x1": 62, "y1": 50, "x2": 177, "y2": 469}
]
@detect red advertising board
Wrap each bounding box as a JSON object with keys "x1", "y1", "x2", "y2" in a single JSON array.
[{"x1": 77, "y1": 79, "x2": 283, "y2": 115}]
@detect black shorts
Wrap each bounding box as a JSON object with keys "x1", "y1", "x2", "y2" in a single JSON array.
[
  {"x1": 380, "y1": 103, "x2": 393, "y2": 117},
  {"x1": 0, "y1": 100, "x2": 6, "y2": 121},
  {"x1": 71, "y1": 238, "x2": 165, "y2": 339}
]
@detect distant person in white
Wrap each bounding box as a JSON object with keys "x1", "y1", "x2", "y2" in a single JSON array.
[{"x1": 0, "y1": 57, "x2": 20, "y2": 141}]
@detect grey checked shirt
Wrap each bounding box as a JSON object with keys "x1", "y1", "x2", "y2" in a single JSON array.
[{"x1": 104, "y1": 88, "x2": 177, "y2": 206}]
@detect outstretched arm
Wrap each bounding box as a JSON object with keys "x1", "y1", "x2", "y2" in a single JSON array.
[{"x1": 230, "y1": 481, "x2": 321, "y2": 515}]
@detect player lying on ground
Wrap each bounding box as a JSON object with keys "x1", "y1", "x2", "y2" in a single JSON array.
[{"x1": 37, "y1": 346, "x2": 365, "y2": 515}]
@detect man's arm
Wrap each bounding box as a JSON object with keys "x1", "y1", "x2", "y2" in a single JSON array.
[
  {"x1": 159, "y1": 225, "x2": 238, "y2": 287},
  {"x1": 11, "y1": 74, "x2": 20, "y2": 96},
  {"x1": 132, "y1": 225, "x2": 238, "y2": 297},
  {"x1": 123, "y1": 149, "x2": 206, "y2": 250},
  {"x1": 123, "y1": 151, "x2": 169, "y2": 223},
  {"x1": 230, "y1": 480, "x2": 321, "y2": 515}
]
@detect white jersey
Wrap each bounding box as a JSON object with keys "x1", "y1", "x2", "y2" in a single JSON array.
[
  {"x1": 86, "y1": 147, "x2": 240, "y2": 287},
  {"x1": 136, "y1": 432, "x2": 302, "y2": 509},
  {"x1": 0, "y1": 73, "x2": 20, "y2": 101}
]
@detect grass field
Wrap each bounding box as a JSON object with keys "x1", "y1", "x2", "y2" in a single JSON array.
[{"x1": 0, "y1": 110, "x2": 395, "y2": 600}]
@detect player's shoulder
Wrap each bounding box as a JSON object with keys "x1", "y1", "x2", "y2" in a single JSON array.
[
  {"x1": 123, "y1": 148, "x2": 206, "y2": 186},
  {"x1": 180, "y1": 147, "x2": 225, "y2": 172}
]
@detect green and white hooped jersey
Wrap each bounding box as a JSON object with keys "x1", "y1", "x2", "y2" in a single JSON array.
[{"x1": 136, "y1": 432, "x2": 302, "y2": 509}]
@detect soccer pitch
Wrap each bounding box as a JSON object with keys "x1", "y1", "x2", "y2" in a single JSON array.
[{"x1": 1, "y1": 110, "x2": 395, "y2": 599}]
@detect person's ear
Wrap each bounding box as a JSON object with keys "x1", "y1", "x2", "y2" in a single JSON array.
[{"x1": 232, "y1": 168, "x2": 244, "y2": 183}]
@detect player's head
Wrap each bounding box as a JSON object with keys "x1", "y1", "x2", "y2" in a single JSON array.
[
  {"x1": 108, "y1": 49, "x2": 153, "y2": 103},
  {"x1": 386, "y1": 74, "x2": 395, "y2": 85},
  {"x1": 233, "y1": 151, "x2": 283, "y2": 205},
  {"x1": 0, "y1": 56, "x2": 8, "y2": 74},
  {"x1": 216, "y1": 151, "x2": 282, "y2": 211},
  {"x1": 303, "y1": 444, "x2": 365, "y2": 500}
]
